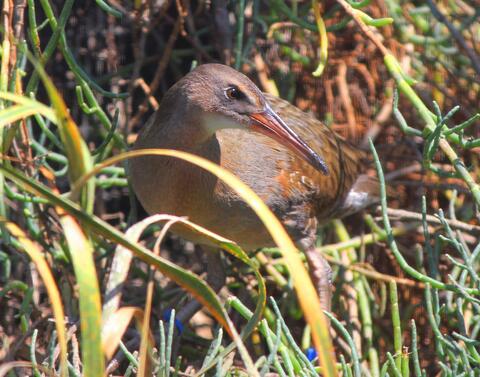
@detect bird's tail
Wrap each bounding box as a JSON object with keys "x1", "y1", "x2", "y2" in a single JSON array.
[{"x1": 336, "y1": 174, "x2": 386, "y2": 218}]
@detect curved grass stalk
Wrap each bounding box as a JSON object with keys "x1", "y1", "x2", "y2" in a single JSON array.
[
  {"x1": 70, "y1": 148, "x2": 338, "y2": 377},
  {"x1": 102, "y1": 213, "x2": 263, "y2": 376},
  {"x1": 312, "y1": 0, "x2": 328, "y2": 77}
]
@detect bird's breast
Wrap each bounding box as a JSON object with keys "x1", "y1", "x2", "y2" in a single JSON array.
[{"x1": 130, "y1": 128, "x2": 321, "y2": 249}]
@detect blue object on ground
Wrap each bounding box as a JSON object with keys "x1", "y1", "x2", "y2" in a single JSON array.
[
  {"x1": 162, "y1": 309, "x2": 184, "y2": 334},
  {"x1": 306, "y1": 347, "x2": 318, "y2": 362}
]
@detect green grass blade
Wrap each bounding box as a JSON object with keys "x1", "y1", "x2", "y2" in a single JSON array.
[
  {"x1": 58, "y1": 213, "x2": 104, "y2": 377},
  {"x1": 0, "y1": 91, "x2": 58, "y2": 124}
]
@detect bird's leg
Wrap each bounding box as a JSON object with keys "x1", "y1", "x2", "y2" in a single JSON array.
[
  {"x1": 176, "y1": 247, "x2": 226, "y2": 324},
  {"x1": 293, "y1": 216, "x2": 333, "y2": 312},
  {"x1": 304, "y1": 247, "x2": 333, "y2": 312}
]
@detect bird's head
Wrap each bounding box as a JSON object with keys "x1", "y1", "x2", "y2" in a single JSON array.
[{"x1": 177, "y1": 64, "x2": 329, "y2": 175}]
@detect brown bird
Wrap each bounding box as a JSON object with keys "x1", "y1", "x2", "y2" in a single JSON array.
[{"x1": 130, "y1": 64, "x2": 379, "y2": 313}]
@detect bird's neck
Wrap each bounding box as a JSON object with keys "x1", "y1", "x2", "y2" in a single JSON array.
[{"x1": 137, "y1": 107, "x2": 218, "y2": 160}]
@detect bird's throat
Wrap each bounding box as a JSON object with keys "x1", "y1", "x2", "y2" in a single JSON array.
[{"x1": 202, "y1": 113, "x2": 244, "y2": 134}]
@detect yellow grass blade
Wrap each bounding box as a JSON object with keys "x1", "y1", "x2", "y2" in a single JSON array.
[
  {"x1": 26, "y1": 52, "x2": 95, "y2": 213},
  {"x1": 1, "y1": 221, "x2": 68, "y2": 377}
]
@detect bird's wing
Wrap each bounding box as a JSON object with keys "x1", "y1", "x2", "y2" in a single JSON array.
[{"x1": 265, "y1": 93, "x2": 371, "y2": 219}]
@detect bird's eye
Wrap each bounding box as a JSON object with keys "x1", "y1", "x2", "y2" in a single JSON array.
[{"x1": 225, "y1": 87, "x2": 243, "y2": 100}]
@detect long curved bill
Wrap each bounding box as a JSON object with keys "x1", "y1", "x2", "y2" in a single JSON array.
[{"x1": 249, "y1": 104, "x2": 329, "y2": 175}]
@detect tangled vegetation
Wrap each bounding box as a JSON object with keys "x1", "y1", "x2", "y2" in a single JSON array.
[{"x1": 1, "y1": 0, "x2": 479, "y2": 376}]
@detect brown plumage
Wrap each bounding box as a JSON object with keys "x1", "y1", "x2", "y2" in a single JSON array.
[
  {"x1": 130, "y1": 64, "x2": 377, "y2": 250},
  {"x1": 130, "y1": 64, "x2": 379, "y2": 310}
]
